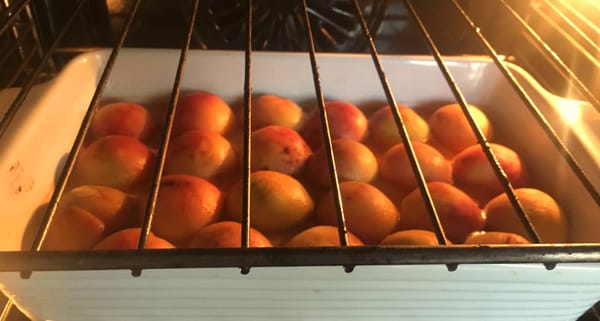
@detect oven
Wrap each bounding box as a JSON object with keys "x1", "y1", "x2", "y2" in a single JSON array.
[{"x1": 0, "y1": 1, "x2": 599, "y2": 320}]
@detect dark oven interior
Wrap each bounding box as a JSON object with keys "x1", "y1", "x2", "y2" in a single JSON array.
[{"x1": 1, "y1": 0, "x2": 599, "y2": 320}]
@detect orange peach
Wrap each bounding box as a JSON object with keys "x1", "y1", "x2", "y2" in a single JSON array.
[
  {"x1": 399, "y1": 182, "x2": 485, "y2": 244},
  {"x1": 484, "y1": 188, "x2": 568, "y2": 243},
  {"x1": 164, "y1": 130, "x2": 236, "y2": 180},
  {"x1": 172, "y1": 92, "x2": 234, "y2": 136},
  {"x1": 464, "y1": 231, "x2": 530, "y2": 245},
  {"x1": 225, "y1": 170, "x2": 314, "y2": 233},
  {"x1": 286, "y1": 225, "x2": 364, "y2": 247},
  {"x1": 302, "y1": 101, "x2": 368, "y2": 148},
  {"x1": 453, "y1": 143, "x2": 529, "y2": 204},
  {"x1": 93, "y1": 228, "x2": 174, "y2": 250},
  {"x1": 152, "y1": 175, "x2": 222, "y2": 246},
  {"x1": 43, "y1": 206, "x2": 105, "y2": 251},
  {"x1": 379, "y1": 142, "x2": 452, "y2": 193},
  {"x1": 428, "y1": 103, "x2": 492, "y2": 155},
  {"x1": 72, "y1": 135, "x2": 155, "y2": 191},
  {"x1": 367, "y1": 105, "x2": 429, "y2": 152},
  {"x1": 59, "y1": 185, "x2": 140, "y2": 232},
  {"x1": 316, "y1": 181, "x2": 399, "y2": 244},
  {"x1": 306, "y1": 139, "x2": 378, "y2": 187},
  {"x1": 251, "y1": 94, "x2": 304, "y2": 130},
  {"x1": 251, "y1": 125, "x2": 312, "y2": 176},
  {"x1": 90, "y1": 102, "x2": 154, "y2": 141},
  {"x1": 380, "y1": 230, "x2": 440, "y2": 246},
  {"x1": 188, "y1": 221, "x2": 272, "y2": 248}
]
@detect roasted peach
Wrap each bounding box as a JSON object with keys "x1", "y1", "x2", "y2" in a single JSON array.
[
  {"x1": 302, "y1": 101, "x2": 368, "y2": 148},
  {"x1": 380, "y1": 230, "x2": 440, "y2": 246},
  {"x1": 172, "y1": 92, "x2": 234, "y2": 136},
  {"x1": 464, "y1": 231, "x2": 530, "y2": 245},
  {"x1": 152, "y1": 175, "x2": 222, "y2": 246},
  {"x1": 226, "y1": 170, "x2": 314, "y2": 233},
  {"x1": 306, "y1": 139, "x2": 378, "y2": 187},
  {"x1": 251, "y1": 94, "x2": 304, "y2": 130},
  {"x1": 164, "y1": 130, "x2": 236, "y2": 180},
  {"x1": 428, "y1": 103, "x2": 492, "y2": 155},
  {"x1": 59, "y1": 185, "x2": 140, "y2": 232},
  {"x1": 484, "y1": 188, "x2": 568, "y2": 243},
  {"x1": 453, "y1": 143, "x2": 529, "y2": 204},
  {"x1": 72, "y1": 135, "x2": 155, "y2": 191},
  {"x1": 399, "y1": 182, "x2": 485, "y2": 244},
  {"x1": 286, "y1": 225, "x2": 364, "y2": 247},
  {"x1": 379, "y1": 142, "x2": 452, "y2": 193},
  {"x1": 251, "y1": 125, "x2": 312, "y2": 176},
  {"x1": 367, "y1": 104, "x2": 429, "y2": 153},
  {"x1": 43, "y1": 206, "x2": 105, "y2": 251},
  {"x1": 90, "y1": 102, "x2": 154, "y2": 141},
  {"x1": 93, "y1": 228, "x2": 174, "y2": 250},
  {"x1": 316, "y1": 181, "x2": 399, "y2": 245},
  {"x1": 188, "y1": 221, "x2": 272, "y2": 248}
]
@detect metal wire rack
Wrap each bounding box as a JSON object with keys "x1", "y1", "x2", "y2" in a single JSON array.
[{"x1": 0, "y1": 0, "x2": 599, "y2": 320}]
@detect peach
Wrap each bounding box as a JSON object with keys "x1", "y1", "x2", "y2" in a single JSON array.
[
  {"x1": 152, "y1": 175, "x2": 222, "y2": 246},
  {"x1": 251, "y1": 125, "x2": 312, "y2": 176},
  {"x1": 72, "y1": 135, "x2": 155, "y2": 191},
  {"x1": 428, "y1": 103, "x2": 493, "y2": 155},
  {"x1": 301, "y1": 101, "x2": 368, "y2": 147},
  {"x1": 251, "y1": 94, "x2": 304, "y2": 130},
  {"x1": 226, "y1": 170, "x2": 314, "y2": 233},
  {"x1": 380, "y1": 230, "x2": 440, "y2": 246},
  {"x1": 164, "y1": 130, "x2": 236, "y2": 180},
  {"x1": 286, "y1": 225, "x2": 364, "y2": 247},
  {"x1": 464, "y1": 231, "x2": 530, "y2": 245},
  {"x1": 43, "y1": 206, "x2": 105, "y2": 251},
  {"x1": 188, "y1": 221, "x2": 272, "y2": 248},
  {"x1": 316, "y1": 181, "x2": 399, "y2": 244},
  {"x1": 59, "y1": 185, "x2": 140, "y2": 232},
  {"x1": 93, "y1": 228, "x2": 175, "y2": 250},
  {"x1": 306, "y1": 139, "x2": 377, "y2": 187},
  {"x1": 90, "y1": 102, "x2": 154, "y2": 141},
  {"x1": 379, "y1": 142, "x2": 452, "y2": 193},
  {"x1": 453, "y1": 143, "x2": 529, "y2": 204},
  {"x1": 399, "y1": 182, "x2": 485, "y2": 244},
  {"x1": 484, "y1": 188, "x2": 568, "y2": 243},
  {"x1": 367, "y1": 105, "x2": 429, "y2": 153},
  {"x1": 172, "y1": 92, "x2": 234, "y2": 136}
]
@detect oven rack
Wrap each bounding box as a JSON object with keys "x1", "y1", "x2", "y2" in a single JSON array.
[{"x1": 1, "y1": 0, "x2": 600, "y2": 320}]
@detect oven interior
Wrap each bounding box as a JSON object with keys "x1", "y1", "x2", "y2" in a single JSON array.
[{"x1": 1, "y1": 0, "x2": 599, "y2": 320}]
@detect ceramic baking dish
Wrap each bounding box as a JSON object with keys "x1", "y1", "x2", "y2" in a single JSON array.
[{"x1": 0, "y1": 49, "x2": 599, "y2": 321}]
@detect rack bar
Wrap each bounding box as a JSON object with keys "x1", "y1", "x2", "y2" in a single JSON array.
[
  {"x1": 544, "y1": 0, "x2": 600, "y2": 57},
  {"x1": 299, "y1": 0, "x2": 350, "y2": 255},
  {"x1": 451, "y1": 0, "x2": 600, "y2": 207},
  {"x1": 351, "y1": 0, "x2": 449, "y2": 247},
  {"x1": 532, "y1": 1, "x2": 600, "y2": 69},
  {"x1": 0, "y1": 298, "x2": 12, "y2": 321},
  {"x1": 405, "y1": 0, "x2": 542, "y2": 243},
  {"x1": 21, "y1": 0, "x2": 142, "y2": 279},
  {"x1": 240, "y1": 0, "x2": 253, "y2": 270},
  {"x1": 24, "y1": 2, "x2": 49, "y2": 71},
  {"x1": 499, "y1": 0, "x2": 599, "y2": 111},
  {"x1": 556, "y1": 0, "x2": 600, "y2": 38},
  {"x1": 0, "y1": 0, "x2": 87, "y2": 138},
  {"x1": 2, "y1": 39, "x2": 38, "y2": 89},
  {"x1": 135, "y1": 0, "x2": 201, "y2": 276},
  {"x1": 0, "y1": 20, "x2": 32, "y2": 68},
  {"x1": 1, "y1": 245, "x2": 600, "y2": 271},
  {"x1": 0, "y1": 0, "x2": 29, "y2": 36}
]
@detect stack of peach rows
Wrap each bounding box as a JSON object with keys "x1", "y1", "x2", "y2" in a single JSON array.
[{"x1": 43, "y1": 92, "x2": 567, "y2": 250}]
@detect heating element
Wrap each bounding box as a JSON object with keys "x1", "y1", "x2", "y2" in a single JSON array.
[{"x1": 0, "y1": 1, "x2": 599, "y2": 320}]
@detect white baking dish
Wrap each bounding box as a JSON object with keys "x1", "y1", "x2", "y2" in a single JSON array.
[{"x1": 0, "y1": 49, "x2": 599, "y2": 321}]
